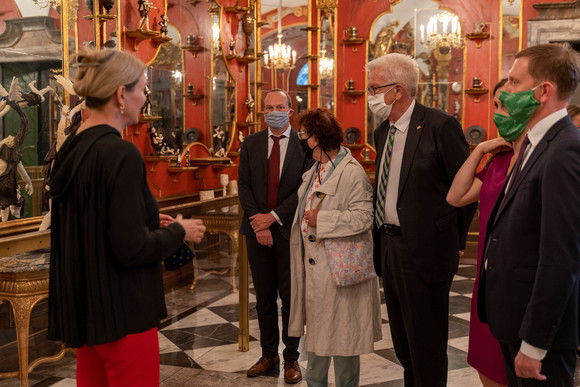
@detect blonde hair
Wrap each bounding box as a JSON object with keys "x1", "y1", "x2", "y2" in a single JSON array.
[
  {"x1": 567, "y1": 103, "x2": 580, "y2": 119},
  {"x1": 365, "y1": 53, "x2": 420, "y2": 97},
  {"x1": 72, "y1": 48, "x2": 145, "y2": 109}
]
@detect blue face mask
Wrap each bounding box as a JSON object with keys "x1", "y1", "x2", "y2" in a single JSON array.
[{"x1": 264, "y1": 110, "x2": 289, "y2": 129}]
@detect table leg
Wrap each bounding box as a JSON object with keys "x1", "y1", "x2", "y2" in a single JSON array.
[{"x1": 8, "y1": 295, "x2": 46, "y2": 387}]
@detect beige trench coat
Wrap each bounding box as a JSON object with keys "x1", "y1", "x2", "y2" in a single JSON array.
[{"x1": 288, "y1": 148, "x2": 382, "y2": 357}]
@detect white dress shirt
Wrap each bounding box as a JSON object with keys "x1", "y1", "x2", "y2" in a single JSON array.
[
  {"x1": 267, "y1": 125, "x2": 293, "y2": 225},
  {"x1": 505, "y1": 108, "x2": 567, "y2": 193},
  {"x1": 377, "y1": 99, "x2": 415, "y2": 226}
]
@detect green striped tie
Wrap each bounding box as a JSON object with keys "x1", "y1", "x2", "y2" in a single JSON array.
[{"x1": 375, "y1": 124, "x2": 397, "y2": 228}]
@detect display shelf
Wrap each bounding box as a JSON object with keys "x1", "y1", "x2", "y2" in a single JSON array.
[
  {"x1": 344, "y1": 143, "x2": 364, "y2": 150},
  {"x1": 465, "y1": 88, "x2": 489, "y2": 103},
  {"x1": 184, "y1": 93, "x2": 205, "y2": 106},
  {"x1": 166, "y1": 166, "x2": 199, "y2": 183},
  {"x1": 342, "y1": 90, "x2": 365, "y2": 103},
  {"x1": 153, "y1": 35, "x2": 172, "y2": 45},
  {"x1": 181, "y1": 44, "x2": 206, "y2": 58},
  {"x1": 236, "y1": 121, "x2": 259, "y2": 127},
  {"x1": 126, "y1": 29, "x2": 160, "y2": 51},
  {"x1": 143, "y1": 155, "x2": 176, "y2": 172},
  {"x1": 343, "y1": 37, "x2": 366, "y2": 52},
  {"x1": 465, "y1": 32, "x2": 490, "y2": 48},
  {"x1": 84, "y1": 13, "x2": 117, "y2": 21}
]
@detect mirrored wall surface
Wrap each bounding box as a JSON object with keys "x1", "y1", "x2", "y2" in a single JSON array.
[
  {"x1": 0, "y1": 3, "x2": 66, "y2": 220},
  {"x1": 501, "y1": 0, "x2": 521, "y2": 78},
  {"x1": 367, "y1": 0, "x2": 465, "y2": 147},
  {"x1": 210, "y1": 4, "x2": 235, "y2": 157}
]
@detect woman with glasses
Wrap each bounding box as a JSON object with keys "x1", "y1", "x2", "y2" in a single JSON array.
[{"x1": 288, "y1": 108, "x2": 381, "y2": 387}]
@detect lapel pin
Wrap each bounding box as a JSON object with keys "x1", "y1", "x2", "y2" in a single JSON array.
[{"x1": 416, "y1": 125, "x2": 422, "y2": 131}]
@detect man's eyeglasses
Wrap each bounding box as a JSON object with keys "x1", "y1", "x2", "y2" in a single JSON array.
[{"x1": 367, "y1": 82, "x2": 398, "y2": 96}]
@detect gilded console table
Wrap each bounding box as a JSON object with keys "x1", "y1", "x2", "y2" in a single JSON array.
[
  {"x1": 190, "y1": 207, "x2": 240, "y2": 292},
  {"x1": 0, "y1": 251, "x2": 67, "y2": 387}
]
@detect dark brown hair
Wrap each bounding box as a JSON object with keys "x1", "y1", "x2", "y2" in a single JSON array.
[
  {"x1": 297, "y1": 108, "x2": 343, "y2": 151},
  {"x1": 515, "y1": 43, "x2": 580, "y2": 101}
]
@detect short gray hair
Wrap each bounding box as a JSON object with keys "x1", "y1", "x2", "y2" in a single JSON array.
[{"x1": 366, "y1": 53, "x2": 420, "y2": 97}]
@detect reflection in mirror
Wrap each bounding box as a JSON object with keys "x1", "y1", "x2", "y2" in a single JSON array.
[
  {"x1": 501, "y1": 0, "x2": 520, "y2": 78},
  {"x1": 261, "y1": 0, "x2": 308, "y2": 115},
  {"x1": 210, "y1": 9, "x2": 235, "y2": 157},
  {"x1": 146, "y1": 25, "x2": 184, "y2": 156},
  {"x1": 367, "y1": 1, "x2": 464, "y2": 147},
  {"x1": 0, "y1": 3, "x2": 64, "y2": 221},
  {"x1": 319, "y1": 13, "x2": 334, "y2": 111}
]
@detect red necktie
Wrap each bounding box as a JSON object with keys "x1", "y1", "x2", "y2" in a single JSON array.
[{"x1": 267, "y1": 135, "x2": 285, "y2": 212}]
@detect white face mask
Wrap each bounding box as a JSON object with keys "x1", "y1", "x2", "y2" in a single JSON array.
[{"x1": 367, "y1": 86, "x2": 397, "y2": 119}]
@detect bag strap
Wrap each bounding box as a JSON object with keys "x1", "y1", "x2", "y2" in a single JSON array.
[{"x1": 314, "y1": 193, "x2": 327, "y2": 210}]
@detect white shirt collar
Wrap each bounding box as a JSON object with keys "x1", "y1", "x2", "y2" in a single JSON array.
[
  {"x1": 527, "y1": 108, "x2": 567, "y2": 146},
  {"x1": 268, "y1": 125, "x2": 292, "y2": 138},
  {"x1": 392, "y1": 99, "x2": 416, "y2": 133}
]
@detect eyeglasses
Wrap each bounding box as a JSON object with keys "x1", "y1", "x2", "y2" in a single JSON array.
[
  {"x1": 297, "y1": 131, "x2": 311, "y2": 140},
  {"x1": 367, "y1": 82, "x2": 398, "y2": 96}
]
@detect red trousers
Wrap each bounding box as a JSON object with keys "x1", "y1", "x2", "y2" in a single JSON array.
[{"x1": 77, "y1": 327, "x2": 159, "y2": 387}]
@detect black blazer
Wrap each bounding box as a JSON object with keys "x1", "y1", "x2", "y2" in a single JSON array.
[
  {"x1": 238, "y1": 128, "x2": 310, "y2": 240},
  {"x1": 478, "y1": 115, "x2": 580, "y2": 351},
  {"x1": 372, "y1": 102, "x2": 476, "y2": 283}
]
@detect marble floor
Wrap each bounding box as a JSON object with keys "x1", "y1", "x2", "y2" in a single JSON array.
[{"x1": 0, "y1": 243, "x2": 578, "y2": 386}]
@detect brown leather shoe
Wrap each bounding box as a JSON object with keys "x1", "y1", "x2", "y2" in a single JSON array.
[
  {"x1": 246, "y1": 355, "x2": 280, "y2": 377},
  {"x1": 283, "y1": 360, "x2": 302, "y2": 384}
]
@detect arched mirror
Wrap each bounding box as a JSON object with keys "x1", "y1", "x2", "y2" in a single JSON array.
[
  {"x1": 0, "y1": 1, "x2": 68, "y2": 221},
  {"x1": 319, "y1": 11, "x2": 335, "y2": 111},
  {"x1": 146, "y1": 25, "x2": 185, "y2": 155},
  {"x1": 367, "y1": 1, "x2": 464, "y2": 147},
  {"x1": 261, "y1": 0, "x2": 308, "y2": 114},
  {"x1": 210, "y1": 2, "x2": 235, "y2": 157},
  {"x1": 501, "y1": 0, "x2": 521, "y2": 78}
]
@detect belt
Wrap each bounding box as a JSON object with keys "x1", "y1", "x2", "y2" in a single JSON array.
[{"x1": 382, "y1": 223, "x2": 402, "y2": 236}]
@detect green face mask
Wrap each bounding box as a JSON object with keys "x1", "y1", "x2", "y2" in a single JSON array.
[
  {"x1": 494, "y1": 87, "x2": 541, "y2": 142},
  {"x1": 493, "y1": 112, "x2": 526, "y2": 142}
]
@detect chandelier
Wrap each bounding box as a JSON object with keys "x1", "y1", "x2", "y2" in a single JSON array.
[
  {"x1": 263, "y1": 0, "x2": 296, "y2": 73},
  {"x1": 420, "y1": 11, "x2": 463, "y2": 54},
  {"x1": 33, "y1": 0, "x2": 60, "y2": 9},
  {"x1": 319, "y1": 49, "x2": 333, "y2": 79}
]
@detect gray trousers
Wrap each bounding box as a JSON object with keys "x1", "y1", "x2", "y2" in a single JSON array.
[{"x1": 306, "y1": 352, "x2": 360, "y2": 387}]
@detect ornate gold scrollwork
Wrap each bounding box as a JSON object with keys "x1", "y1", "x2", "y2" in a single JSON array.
[{"x1": 316, "y1": 0, "x2": 338, "y2": 14}]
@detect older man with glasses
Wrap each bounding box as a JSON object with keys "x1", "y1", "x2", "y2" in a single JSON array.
[{"x1": 367, "y1": 53, "x2": 476, "y2": 386}]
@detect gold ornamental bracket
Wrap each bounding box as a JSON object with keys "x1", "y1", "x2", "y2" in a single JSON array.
[{"x1": 316, "y1": 0, "x2": 338, "y2": 15}]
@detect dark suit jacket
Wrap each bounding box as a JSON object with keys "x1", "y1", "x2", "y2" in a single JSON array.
[
  {"x1": 372, "y1": 102, "x2": 476, "y2": 283},
  {"x1": 238, "y1": 128, "x2": 310, "y2": 240},
  {"x1": 478, "y1": 115, "x2": 580, "y2": 351}
]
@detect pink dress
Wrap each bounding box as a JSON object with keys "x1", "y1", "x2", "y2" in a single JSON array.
[{"x1": 467, "y1": 151, "x2": 513, "y2": 385}]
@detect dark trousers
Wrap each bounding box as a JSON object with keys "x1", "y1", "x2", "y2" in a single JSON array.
[
  {"x1": 246, "y1": 227, "x2": 300, "y2": 361},
  {"x1": 499, "y1": 342, "x2": 576, "y2": 387},
  {"x1": 381, "y1": 232, "x2": 452, "y2": 387}
]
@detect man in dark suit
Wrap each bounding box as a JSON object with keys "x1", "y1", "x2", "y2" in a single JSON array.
[
  {"x1": 367, "y1": 53, "x2": 476, "y2": 386},
  {"x1": 478, "y1": 43, "x2": 580, "y2": 386},
  {"x1": 238, "y1": 89, "x2": 309, "y2": 384}
]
